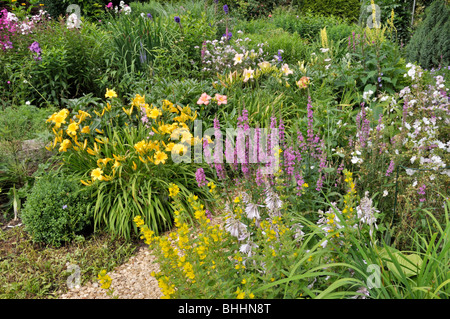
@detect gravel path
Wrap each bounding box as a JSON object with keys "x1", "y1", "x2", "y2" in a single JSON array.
[
  {"x1": 58, "y1": 246, "x2": 163, "y2": 299},
  {"x1": 58, "y1": 216, "x2": 225, "y2": 299}
]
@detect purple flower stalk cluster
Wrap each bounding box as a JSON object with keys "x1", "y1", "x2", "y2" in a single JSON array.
[
  {"x1": 417, "y1": 184, "x2": 426, "y2": 202},
  {"x1": 1, "y1": 9, "x2": 49, "y2": 51},
  {"x1": 385, "y1": 160, "x2": 395, "y2": 177},
  {"x1": 213, "y1": 117, "x2": 226, "y2": 180},
  {"x1": 347, "y1": 32, "x2": 361, "y2": 52},
  {"x1": 355, "y1": 103, "x2": 370, "y2": 148},
  {"x1": 29, "y1": 41, "x2": 42, "y2": 61},
  {"x1": 210, "y1": 98, "x2": 332, "y2": 197},
  {"x1": 195, "y1": 167, "x2": 208, "y2": 187}
]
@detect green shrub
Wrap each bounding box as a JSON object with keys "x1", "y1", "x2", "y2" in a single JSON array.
[
  {"x1": 42, "y1": 0, "x2": 105, "y2": 20},
  {"x1": 295, "y1": 0, "x2": 360, "y2": 22},
  {"x1": 406, "y1": 0, "x2": 450, "y2": 69},
  {"x1": 271, "y1": 8, "x2": 349, "y2": 40},
  {"x1": 26, "y1": 20, "x2": 110, "y2": 107},
  {"x1": 245, "y1": 28, "x2": 309, "y2": 64},
  {"x1": 21, "y1": 174, "x2": 95, "y2": 247}
]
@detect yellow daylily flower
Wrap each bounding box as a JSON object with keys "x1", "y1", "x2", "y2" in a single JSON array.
[
  {"x1": 105, "y1": 88, "x2": 117, "y2": 99},
  {"x1": 91, "y1": 168, "x2": 104, "y2": 181},
  {"x1": 81, "y1": 126, "x2": 90, "y2": 134},
  {"x1": 154, "y1": 151, "x2": 168, "y2": 165}
]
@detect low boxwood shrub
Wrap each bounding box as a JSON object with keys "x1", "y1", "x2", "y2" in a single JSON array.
[{"x1": 21, "y1": 173, "x2": 95, "y2": 247}]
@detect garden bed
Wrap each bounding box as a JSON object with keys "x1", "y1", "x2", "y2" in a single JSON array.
[{"x1": 0, "y1": 0, "x2": 449, "y2": 300}]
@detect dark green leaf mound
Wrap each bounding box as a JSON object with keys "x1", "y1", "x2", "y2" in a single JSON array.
[{"x1": 21, "y1": 174, "x2": 94, "y2": 247}]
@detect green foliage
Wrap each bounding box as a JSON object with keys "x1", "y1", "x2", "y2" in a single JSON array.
[
  {"x1": 225, "y1": 0, "x2": 291, "y2": 19},
  {"x1": 23, "y1": 20, "x2": 110, "y2": 107},
  {"x1": 358, "y1": 0, "x2": 413, "y2": 44},
  {"x1": 0, "y1": 227, "x2": 136, "y2": 299},
  {"x1": 296, "y1": 0, "x2": 360, "y2": 22},
  {"x1": 42, "y1": 0, "x2": 105, "y2": 20},
  {"x1": 0, "y1": 104, "x2": 55, "y2": 218},
  {"x1": 406, "y1": 0, "x2": 450, "y2": 69},
  {"x1": 21, "y1": 173, "x2": 95, "y2": 247},
  {"x1": 270, "y1": 7, "x2": 350, "y2": 40},
  {"x1": 244, "y1": 28, "x2": 309, "y2": 64}
]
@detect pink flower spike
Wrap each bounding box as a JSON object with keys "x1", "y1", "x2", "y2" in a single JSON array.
[
  {"x1": 197, "y1": 93, "x2": 212, "y2": 105},
  {"x1": 215, "y1": 94, "x2": 227, "y2": 105}
]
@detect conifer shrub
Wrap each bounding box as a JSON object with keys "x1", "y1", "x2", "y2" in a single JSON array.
[{"x1": 406, "y1": 0, "x2": 449, "y2": 69}]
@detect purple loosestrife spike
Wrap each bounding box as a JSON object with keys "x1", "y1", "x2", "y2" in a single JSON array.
[
  {"x1": 213, "y1": 118, "x2": 226, "y2": 179},
  {"x1": 255, "y1": 168, "x2": 264, "y2": 186},
  {"x1": 385, "y1": 160, "x2": 395, "y2": 177},
  {"x1": 195, "y1": 168, "x2": 208, "y2": 187}
]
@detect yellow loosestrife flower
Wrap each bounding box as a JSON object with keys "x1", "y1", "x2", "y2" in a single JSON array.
[
  {"x1": 168, "y1": 183, "x2": 180, "y2": 198},
  {"x1": 97, "y1": 270, "x2": 112, "y2": 289}
]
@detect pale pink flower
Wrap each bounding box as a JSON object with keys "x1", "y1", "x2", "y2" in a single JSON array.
[
  {"x1": 197, "y1": 93, "x2": 212, "y2": 105},
  {"x1": 215, "y1": 94, "x2": 227, "y2": 105}
]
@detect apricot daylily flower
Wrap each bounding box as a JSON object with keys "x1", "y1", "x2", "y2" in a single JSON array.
[
  {"x1": 97, "y1": 158, "x2": 113, "y2": 167},
  {"x1": 296, "y1": 76, "x2": 310, "y2": 89},
  {"x1": 233, "y1": 53, "x2": 244, "y2": 65},
  {"x1": 197, "y1": 93, "x2": 212, "y2": 105},
  {"x1": 215, "y1": 94, "x2": 227, "y2": 105},
  {"x1": 76, "y1": 110, "x2": 91, "y2": 123},
  {"x1": 280, "y1": 63, "x2": 293, "y2": 76},
  {"x1": 148, "y1": 107, "x2": 162, "y2": 119}
]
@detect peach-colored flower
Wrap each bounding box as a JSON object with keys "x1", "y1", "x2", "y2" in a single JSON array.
[
  {"x1": 215, "y1": 94, "x2": 227, "y2": 105},
  {"x1": 296, "y1": 76, "x2": 310, "y2": 89},
  {"x1": 197, "y1": 93, "x2": 212, "y2": 105}
]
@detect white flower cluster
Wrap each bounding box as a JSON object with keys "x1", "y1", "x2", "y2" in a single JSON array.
[
  {"x1": 316, "y1": 203, "x2": 345, "y2": 248},
  {"x1": 356, "y1": 192, "x2": 379, "y2": 237},
  {"x1": 398, "y1": 69, "x2": 449, "y2": 177},
  {"x1": 201, "y1": 35, "x2": 269, "y2": 74},
  {"x1": 404, "y1": 62, "x2": 423, "y2": 81},
  {"x1": 66, "y1": 13, "x2": 81, "y2": 29}
]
